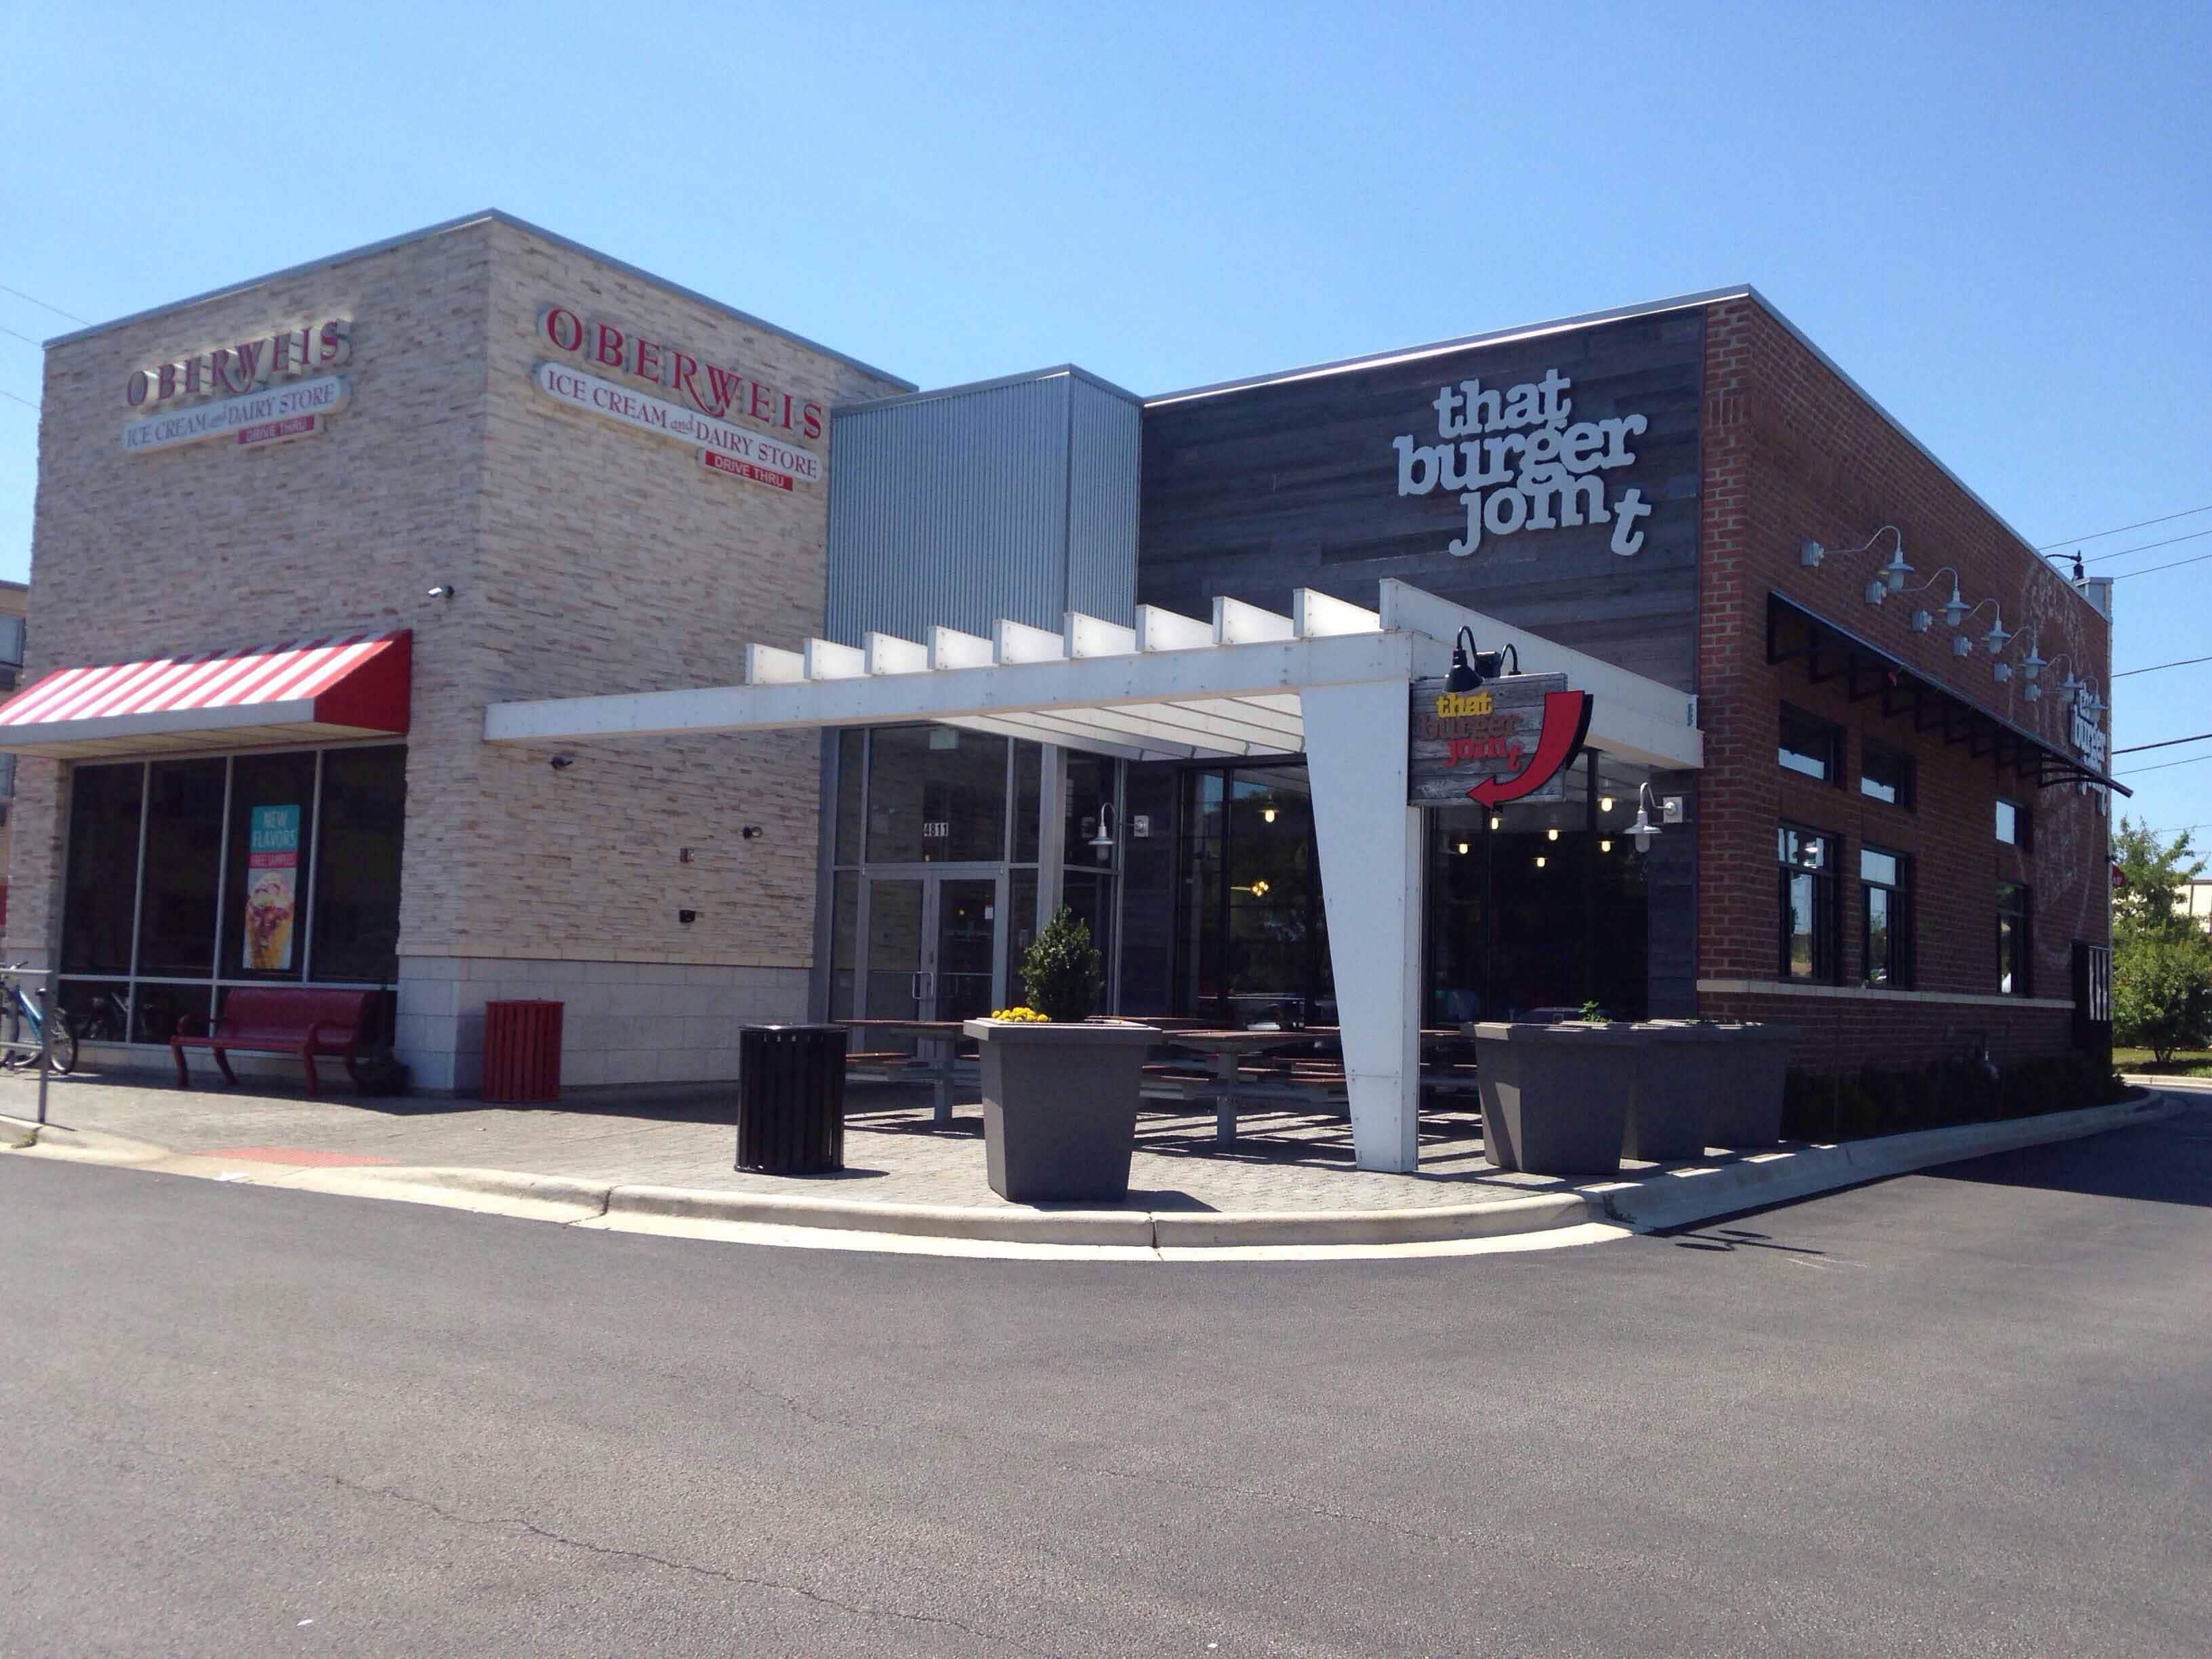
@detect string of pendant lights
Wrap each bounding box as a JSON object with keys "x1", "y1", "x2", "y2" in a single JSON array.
[{"x1": 1798, "y1": 525, "x2": 2106, "y2": 722}]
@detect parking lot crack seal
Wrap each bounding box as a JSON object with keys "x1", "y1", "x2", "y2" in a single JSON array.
[{"x1": 331, "y1": 1475, "x2": 1034, "y2": 1650}]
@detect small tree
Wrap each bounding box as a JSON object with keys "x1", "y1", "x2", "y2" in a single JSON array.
[
  {"x1": 2113, "y1": 935, "x2": 2212, "y2": 1064},
  {"x1": 2112, "y1": 817, "x2": 2206, "y2": 949},
  {"x1": 1021, "y1": 907, "x2": 1103, "y2": 1023}
]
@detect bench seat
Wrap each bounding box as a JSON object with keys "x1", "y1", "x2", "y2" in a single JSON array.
[{"x1": 171, "y1": 987, "x2": 375, "y2": 1095}]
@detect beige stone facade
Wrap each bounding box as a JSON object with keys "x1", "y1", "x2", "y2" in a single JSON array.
[{"x1": 13, "y1": 212, "x2": 909, "y2": 1089}]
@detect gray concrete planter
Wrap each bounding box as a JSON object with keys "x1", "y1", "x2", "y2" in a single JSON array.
[
  {"x1": 1701, "y1": 1022, "x2": 1799, "y2": 1149},
  {"x1": 964, "y1": 1019, "x2": 1160, "y2": 1204},
  {"x1": 1472, "y1": 1022, "x2": 1638, "y2": 1176},
  {"x1": 1624, "y1": 1021, "x2": 1727, "y2": 1164}
]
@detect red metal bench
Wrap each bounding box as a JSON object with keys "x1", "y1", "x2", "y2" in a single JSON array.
[{"x1": 171, "y1": 987, "x2": 374, "y2": 1094}]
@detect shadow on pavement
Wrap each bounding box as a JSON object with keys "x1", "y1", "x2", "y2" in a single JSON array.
[{"x1": 1915, "y1": 1097, "x2": 2212, "y2": 1210}]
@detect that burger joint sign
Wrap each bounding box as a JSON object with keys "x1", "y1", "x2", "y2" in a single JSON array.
[
  {"x1": 121, "y1": 319, "x2": 352, "y2": 455},
  {"x1": 533, "y1": 306, "x2": 824, "y2": 491}
]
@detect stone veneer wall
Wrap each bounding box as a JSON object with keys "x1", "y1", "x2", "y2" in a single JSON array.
[{"x1": 16, "y1": 214, "x2": 908, "y2": 1092}]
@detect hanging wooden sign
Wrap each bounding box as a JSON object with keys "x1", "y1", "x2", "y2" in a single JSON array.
[{"x1": 1408, "y1": 673, "x2": 1593, "y2": 806}]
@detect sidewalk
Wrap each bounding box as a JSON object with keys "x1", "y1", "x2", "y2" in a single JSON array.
[{"x1": 0, "y1": 1065, "x2": 2181, "y2": 1258}]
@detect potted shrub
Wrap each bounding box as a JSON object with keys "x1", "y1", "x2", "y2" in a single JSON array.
[{"x1": 964, "y1": 907, "x2": 1158, "y2": 1204}]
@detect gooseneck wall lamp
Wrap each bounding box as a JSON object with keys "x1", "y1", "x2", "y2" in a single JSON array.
[
  {"x1": 1626, "y1": 783, "x2": 1664, "y2": 854},
  {"x1": 1893, "y1": 567, "x2": 1968, "y2": 633},
  {"x1": 1805, "y1": 525, "x2": 1912, "y2": 601},
  {"x1": 1445, "y1": 627, "x2": 1520, "y2": 695}
]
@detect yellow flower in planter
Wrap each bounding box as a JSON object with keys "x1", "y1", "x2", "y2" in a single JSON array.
[{"x1": 989, "y1": 1006, "x2": 1051, "y2": 1022}]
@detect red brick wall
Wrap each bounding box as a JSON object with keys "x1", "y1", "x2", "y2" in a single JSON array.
[{"x1": 1694, "y1": 297, "x2": 2109, "y2": 1071}]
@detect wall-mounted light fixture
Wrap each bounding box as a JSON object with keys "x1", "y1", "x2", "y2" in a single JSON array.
[
  {"x1": 1896, "y1": 567, "x2": 1967, "y2": 633},
  {"x1": 426, "y1": 583, "x2": 457, "y2": 600},
  {"x1": 741, "y1": 825, "x2": 764, "y2": 840},
  {"x1": 1626, "y1": 783, "x2": 1664, "y2": 853},
  {"x1": 1805, "y1": 525, "x2": 1911, "y2": 597},
  {"x1": 548, "y1": 754, "x2": 574, "y2": 771},
  {"x1": 1446, "y1": 626, "x2": 1519, "y2": 694},
  {"x1": 1456, "y1": 838, "x2": 1471, "y2": 855},
  {"x1": 1546, "y1": 827, "x2": 1559, "y2": 842},
  {"x1": 1534, "y1": 855, "x2": 1547, "y2": 868},
  {"x1": 1089, "y1": 801, "x2": 1118, "y2": 855},
  {"x1": 1600, "y1": 838, "x2": 1613, "y2": 853}
]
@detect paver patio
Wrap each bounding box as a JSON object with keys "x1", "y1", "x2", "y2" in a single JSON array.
[{"x1": 0, "y1": 1063, "x2": 1692, "y2": 1212}]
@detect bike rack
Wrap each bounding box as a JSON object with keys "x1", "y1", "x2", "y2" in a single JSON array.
[{"x1": 1, "y1": 966, "x2": 60, "y2": 1128}]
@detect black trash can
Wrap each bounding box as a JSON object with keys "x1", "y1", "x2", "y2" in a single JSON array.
[{"x1": 735, "y1": 1024, "x2": 848, "y2": 1174}]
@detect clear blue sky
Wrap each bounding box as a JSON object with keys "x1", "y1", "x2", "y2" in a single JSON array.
[{"x1": 3, "y1": 3, "x2": 2207, "y2": 836}]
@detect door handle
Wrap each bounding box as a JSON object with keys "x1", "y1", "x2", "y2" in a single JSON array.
[{"x1": 912, "y1": 970, "x2": 925, "y2": 1005}]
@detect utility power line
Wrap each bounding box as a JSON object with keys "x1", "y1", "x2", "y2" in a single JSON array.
[
  {"x1": 0, "y1": 281, "x2": 87, "y2": 326},
  {"x1": 2118, "y1": 751, "x2": 2212, "y2": 777},
  {"x1": 2114, "y1": 654, "x2": 2212, "y2": 680},
  {"x1": 2114, "y1": 731, "x2": 2212, "y2": 757},
  {"x1": 2039, "y1": 503, "x2": 2212, "y2": 548},
  {"x1": 2110, "y1": 546, "x2": 2212, "y2": 582},
  {"x1": 0, "y1": 386, "x2": 38, "y2": 411},
  {"x1": 0, "y1": 321, "x2": 43, "y2": 349}
]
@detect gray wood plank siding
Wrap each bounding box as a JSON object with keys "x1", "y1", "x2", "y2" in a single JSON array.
[{"x1": 1136, "y1": 312, "x2": 1705, "y2": 690}]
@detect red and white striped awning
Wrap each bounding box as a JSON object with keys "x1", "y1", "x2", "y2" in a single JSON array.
[{"x1": 0, "y1": 630, "x2": 411, "y2": 759}]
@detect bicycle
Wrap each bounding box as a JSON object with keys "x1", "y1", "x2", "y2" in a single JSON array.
[{"x1": 0, "y1": 964, "x2": 77, "y2": 1074}]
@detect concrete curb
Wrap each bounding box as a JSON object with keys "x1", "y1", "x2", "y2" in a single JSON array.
[
  {"x1": 2, "y1": 1093, "x2": 2179, "y2": 1256},
  {"x1": 1149, "y1": 1192, "x2": 1595, "y2": 1248},
  {"x1": 1599, "y1": 1094, "x2": 2181, "y2": 1233}
]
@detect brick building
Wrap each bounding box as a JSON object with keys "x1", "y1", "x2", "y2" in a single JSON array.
[{"x1": 3, "y1": 216, "x2": 2117, "y2": 1101}]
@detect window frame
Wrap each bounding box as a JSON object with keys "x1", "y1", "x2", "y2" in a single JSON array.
[
  {"x1": 1858, "y1": 739, "x2": 1916, "y2": 811},
  {"x1": 1995, "y1": 796, "x2": 2030, "y2": 849},
  {"x1": 1860, "y1": 844, "x2": 1912, "y2": 989},
  {"x1": 1779, "y1": 703, "x2": 1843, "y2": 785},
  {"x1": 1996, "y1": 880, "x2": 2032, "y2": 997},
  {"x1": 55, "y1": 739, "x2": 405, "y2": 1046},
  {"x1": 1778, "y1": 823, "x2": 1841, "y2": 983}
]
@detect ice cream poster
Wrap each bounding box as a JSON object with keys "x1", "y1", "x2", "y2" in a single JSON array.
[{"x1": 243, "y1": 804, "x2": 300, "y2": 970}]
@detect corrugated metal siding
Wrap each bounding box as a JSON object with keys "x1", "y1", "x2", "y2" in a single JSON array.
[
  {"x1": 827, "y1": 376, "x2": 1070, "y2": 647},
  {"x1": 826, "y1": 370, "x2": 1140, "y2": 646},
  {"x1": 1066, "y1": 377, "x2": 1141, "y2": 624}
]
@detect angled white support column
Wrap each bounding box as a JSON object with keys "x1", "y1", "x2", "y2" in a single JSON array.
[{"x1": 1303, "y1": 674, "x2": 1423, "y2": 1173}]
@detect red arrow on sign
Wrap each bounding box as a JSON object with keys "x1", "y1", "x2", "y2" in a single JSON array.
[{"x1": 1465, "y1": 691, "x2": 1595, "y2": 807}]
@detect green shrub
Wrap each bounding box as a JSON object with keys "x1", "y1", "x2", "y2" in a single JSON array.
[
  {"x1": 2113, "y1": 935, "x2": 2212, "y2": 1065},
  {"x1": 1021, "y1": 906, "x2": 1103, "y2": 1023}
]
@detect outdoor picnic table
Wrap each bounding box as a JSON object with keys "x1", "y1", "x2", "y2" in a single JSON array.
[
  {"x1": 1154, "y1": 1027, "x2": 1478, "y2": 1144},
  {"x1": 837, "y1": 1018, "x2": 973, "y2": 1125}
]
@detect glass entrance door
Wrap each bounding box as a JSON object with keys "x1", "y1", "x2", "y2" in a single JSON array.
[
  {"x1": 932, "y1": 878, "x2": 999, "y2": 1023},
  {"x1": 858, "y1": 870, "x2": 1005, "y2": 1020}
]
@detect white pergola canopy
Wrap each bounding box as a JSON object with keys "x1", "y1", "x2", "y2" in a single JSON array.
[
  {"x1": 485, "y1": 579, "x2": 1700, "y2": 1172},
  {"x1": 485, "y1": 579, "x2": 1702, "y2": 771}
]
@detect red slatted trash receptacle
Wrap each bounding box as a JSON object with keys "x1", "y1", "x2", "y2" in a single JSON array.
[{"x1": 482, "y1": 1000, "x2": 563, "y2": 1103}]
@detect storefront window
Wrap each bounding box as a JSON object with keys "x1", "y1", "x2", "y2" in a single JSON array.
[
  {"x1": 834, "y1": 730, "x2": 865, "y2": 864},
  {"x1": 136, "y1": 758, "x2": 226, "y2": 976},
  {"x1": 57, "y1": 744, "x2": 406, "y2": 1046},
  {"x1": 1780, "y1": 705, "x2": 1841, "y2": 783},
  {"x1": 1860, "y1": 741, "x2": 1914, "y2": 809},
  {"x1": 1175, "y1": 766, "x2": 1331, "y2": 1027},
  {"x1": 1861, "y1": 846, "x2": 1910, "y2": 987},
  {"x1": 1778, "y1": 825, "x2": 1837, "y2": 981},
  {"x1": 60, "y1": 763, "x2": 144, "y2": 975},
  {"x1": 1012, "y1": 743, "x2": 1042, "y2": 863},
  {"x1": 222, "y1": 751, "x2": 319, "y2": 979},
  {"x1": 866, "y1": 725, "x2": 1008, "y2": 863},
  {"x1": 311, "y1": 746, "x2": 407, "y2": 983},
  {"x1": 1998, "y1": 882, "x2": 2032, "y2": 995}
]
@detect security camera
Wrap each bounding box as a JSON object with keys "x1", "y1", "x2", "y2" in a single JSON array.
[{"x1": 426, "y1": 583, "x2": 457, "y2": 599}]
